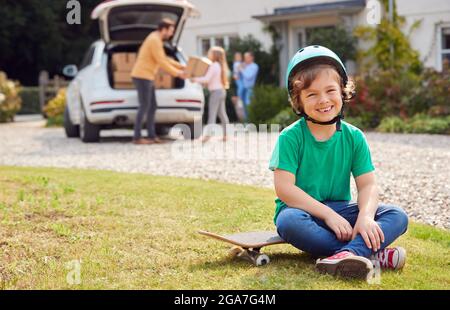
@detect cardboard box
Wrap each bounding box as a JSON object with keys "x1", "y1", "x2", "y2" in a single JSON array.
[
  {"x1": 112, "y1": 53, "x2": 136, "y2": 72},
  {"x1": 186, "y1": 56, "x2": 212, "y2": 78},
  {"x1": 114, "y1": 83, "x2": 134, "y2": 89},
  {"x1": 114, "y1": 71, "x2": 132, "y2": 83},
  {"x1": 113, "y1": 71, "x2": 173, "y2": 89},
  {"x1": 154, "y1": 70, "x2": 174, "y2": 89}
]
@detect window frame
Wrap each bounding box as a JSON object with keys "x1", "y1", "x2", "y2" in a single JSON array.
[
  {"x1": 79, "y1": 45, "x2": 96, "y2": 71},
  {"x1": 197, "y1": 34, "x2": 238, "y2": 56},
  {"x1": 437, "y1": 24, "x2": 450, "y2": 71}
]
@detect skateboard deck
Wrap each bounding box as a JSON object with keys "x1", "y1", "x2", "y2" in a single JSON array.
[{"x1": 198, "y1": 230, "x2": 286, "y2": 266}]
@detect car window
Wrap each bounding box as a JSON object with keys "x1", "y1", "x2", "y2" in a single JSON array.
[
  {"x1": 108, "y1": 6, "x2": 182, "y2": 42},
  {"x1": 79, "y1": 45, "x2": 96, "y2": 70}
]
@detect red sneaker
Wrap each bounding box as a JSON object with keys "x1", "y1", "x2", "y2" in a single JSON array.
[
  {"x1": 316, "y1": 251, "x2": 374, "y2": 280},
  {"x1": 371, "y1": 247, "x2": 406, "y2": 270}
]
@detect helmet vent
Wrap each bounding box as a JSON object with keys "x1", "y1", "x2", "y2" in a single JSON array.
[
  {"x1": 313, "y1": 45, "x2": 319, "y2": 48},
  {"x1": 299, "y1": 48, "x2": 304, "y2": 53}
]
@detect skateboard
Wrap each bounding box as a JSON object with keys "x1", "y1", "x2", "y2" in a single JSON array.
[{"x1": 198, "y1": 230, "x2": 286, "y2": 266}]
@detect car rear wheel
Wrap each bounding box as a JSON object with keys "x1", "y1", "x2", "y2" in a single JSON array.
[
  {"x1": 80, "y1": 107, "x2": 100, "y2": 143},
  {"x1": 64, "y1": 105, "x2": 80, "y2": 138}
]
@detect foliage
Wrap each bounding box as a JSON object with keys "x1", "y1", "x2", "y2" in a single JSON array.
[
  {"x1": 0, "y1": 0, "x2": 100, "y2": 86},
  {"x1": 420, "y1": 61, "x2": 450, "y2": 117},
  {"x1": 353, "y1": 0, "x2": 422, "y2": 74},
  {"x1": 19, "y1": 87, "x2": 40, "y2": 115},
  {"x1": 269, "y1": 107, "x2": 299, "y2": 129},
  {"x1": 0, "y1": 71, "x2": 22, "y2": 123},
  {"x1": 349, "y1": 62, "x2": 450, "y2": 129},
  {"x1": 377, "y1": 114, "x2": 450, "y2": 134},
  {"x1": 306, "y1": 26, "x2": 357, "y2": 64},
  {"x1": 376, "y1": 116, "x2": 407, "y2": 133},
  {"x1": 349, "y1": 0, "x2": 449, "y2": 131},
  {"x1": 43, "y1": 88, "x2": 66, "y2": 127},
  {"x1": 343, "y1": 116, "x2": 371, "y2": 131},
  {"x1": 247, "y1": 85, "x2": 289, "y2": 125}
]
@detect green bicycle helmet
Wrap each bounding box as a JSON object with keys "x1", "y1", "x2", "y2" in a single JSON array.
[{"x1": 286, "y1": 45, "x2": 348, "y2": 131}]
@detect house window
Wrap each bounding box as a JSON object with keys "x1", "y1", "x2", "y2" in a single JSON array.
[
  {"x1": 201, "y1": 38, "x2": 211, "y2": 57},
  {"x1": 198, "y1": 35, "x2": 238, "y2": 56},
  {"x1": 297, "y1": 31, "x2": 305, "y2": 50},
  {"x1": 441, "y1": 27, "x2": 450, "y2": 67},
  {"x1": 215, "y1": 37, "x2": 225, "y2": 48}
]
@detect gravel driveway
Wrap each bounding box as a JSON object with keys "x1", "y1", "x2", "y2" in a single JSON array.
[{"x1": 1, "y1": 115, "x2": 449, "y2": 229}]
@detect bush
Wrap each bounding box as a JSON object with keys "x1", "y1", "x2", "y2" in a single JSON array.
[
  {"x1": 343, "y1": 116, "x2": 371, "y2": 130},
  {"x1": 349, "y1": 63, "x2": 450, "y2": 128},
  {"x1": 43, "y1": 88, "x2": 66, "y2": 127},
  {"x1": 421, "y1": 62, "x2": 450, "y2": 117},
  {"x1": 19, "y1": 87, "x2": 40, "y2": 115},
  {"x1": 247, "y1": 85, "x2": 289, "y2": 125},
  {"x1": 377, "y1": 114, "x2": 450, "y2": 134},
  {"x1": 0, "y1": 71, "x2": 22, "y2": 123},
  {"x1": 406, "y1": 114, "x2": 450, "y2": 134},
  {"x1": 376, "y1": 116, "x2": 406, "y2": 133},
  {"x1": 269, "y1": 107, "x2": 299, "y2": 129},
  {"x1": 349, "y1": 70, "x2": 424, "y2": 123}
]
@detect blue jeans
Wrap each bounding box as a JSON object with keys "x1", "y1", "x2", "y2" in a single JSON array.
[
  {"x1": 276, "y1": 201, "x2": 409, "y2": 258},
  {"x1": 239, "y1": 87, "x2": 253, "y2": 120}
]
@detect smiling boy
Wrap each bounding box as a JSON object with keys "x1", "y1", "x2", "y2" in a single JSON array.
[{"x1": 269, "y1": 46, "x2": 409, "y2": 280}]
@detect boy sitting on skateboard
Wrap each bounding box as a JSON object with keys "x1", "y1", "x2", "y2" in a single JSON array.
[{"x1": 269, "y1": 45, "x2": 409, "y2": 280}]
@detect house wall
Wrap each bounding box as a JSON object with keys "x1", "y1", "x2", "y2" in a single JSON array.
[
  {"x1": 179, "y1": 0, "x2": 450, "y2": 74},
  {"x1": 179, "y1": 0, "x2": 345, "y2": 57},
  {"x1": 396, "y1": 0, "x2": 450, "y2": 71}
]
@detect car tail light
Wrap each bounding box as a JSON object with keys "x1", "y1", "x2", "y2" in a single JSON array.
[
  {"x1": 176, "y1": 99, "x2": 202, "y2": 104},
  {"x1": 90, "y1": 100, "x2": 124, "y2": 106}
]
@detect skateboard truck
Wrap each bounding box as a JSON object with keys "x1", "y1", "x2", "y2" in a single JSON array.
[
  {"x1": 198, "y1": 230, "x2": 285, "y2": 267},
  {"x1": 230, "y1": 246, "x2": 270, "y2": 266}
]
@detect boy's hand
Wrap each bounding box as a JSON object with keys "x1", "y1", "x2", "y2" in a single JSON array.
[
  {"x1": 351, "y1": 215, "x2": 385, "y2": 252},
  {"x1": 324, "y1": 212, "x2": 353, "y2": 241}
]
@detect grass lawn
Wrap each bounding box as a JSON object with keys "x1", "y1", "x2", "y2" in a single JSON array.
[{"x1": 0, "y1": 166, "x2": 449, "y2": 289}]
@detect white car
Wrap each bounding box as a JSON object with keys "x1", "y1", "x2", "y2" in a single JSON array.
[{"x1": 63, "y1": 0, "x2": 204, "y2": 142}]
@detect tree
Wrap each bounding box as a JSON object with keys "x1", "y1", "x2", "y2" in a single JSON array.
[{"x1": 0, "y1": 0, "x2": 99, "y2": 86}]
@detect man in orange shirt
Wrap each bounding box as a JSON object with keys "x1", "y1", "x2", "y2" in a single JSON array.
[{"x1": 131, "y1": 18, "x2": 186, "y2": 145}]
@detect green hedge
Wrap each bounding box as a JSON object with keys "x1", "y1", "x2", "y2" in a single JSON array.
[
  {"x1": 269, "y1": 107, "x2": 299, "y2": 129},
  {"x1": 377, "y1": 114, "x2": 450, "y2": 134},
  {"x1": 19, "y1": 87, "x2": 40, "y2": 115},
  {"x1": 343, "y1": 116, "x2": 372, "y2": 130},
  {"x1": 248, "y1": 85, "x2": 289, "y2": 125}
]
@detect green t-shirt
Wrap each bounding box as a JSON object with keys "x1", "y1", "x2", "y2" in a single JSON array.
[{"x1": 269, "y1": 118, "x2": 375, "y2": 224}]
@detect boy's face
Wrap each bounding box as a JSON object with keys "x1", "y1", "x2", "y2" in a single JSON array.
[{"x1": 300, "y1": 69, "x2": 343, "y2": 123}]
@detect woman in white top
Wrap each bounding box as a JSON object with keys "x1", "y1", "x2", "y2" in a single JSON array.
[{"x1": 192, "y1": 46, "x2": 230, "y2": 142}]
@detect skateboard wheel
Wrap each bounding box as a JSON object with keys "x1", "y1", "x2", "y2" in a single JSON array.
[
  {"x1": 255, "y1": 254, "x2": 270, "y2": 266},
  {"x1": 229, "y1": 246, "x2": 242, "y2": 257}
]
